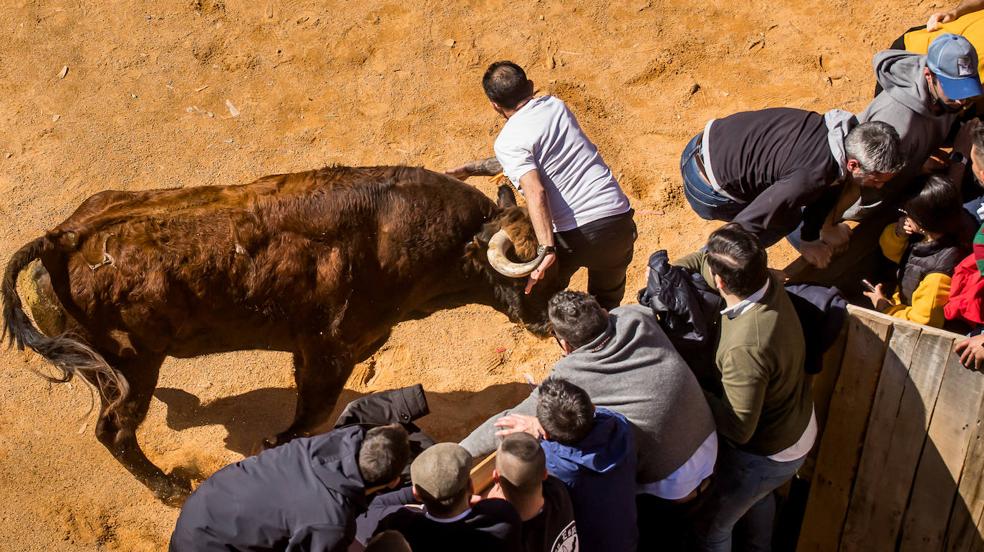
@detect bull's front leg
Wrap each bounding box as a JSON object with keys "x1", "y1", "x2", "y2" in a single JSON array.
[{"x1": 259, "y1": 341, "x2": 352, "y2": 450}]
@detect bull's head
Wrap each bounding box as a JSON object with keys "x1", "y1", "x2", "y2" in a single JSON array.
[{"x1": 465, "y1": 184, "x2": 559, "y2": 336}]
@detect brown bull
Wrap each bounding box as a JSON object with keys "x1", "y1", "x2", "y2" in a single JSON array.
[{"x1": 1, "y1": 166, "x2": 555, "y2": 504}]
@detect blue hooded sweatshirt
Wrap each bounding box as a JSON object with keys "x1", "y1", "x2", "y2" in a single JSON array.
[{"x1": 541, "y1": 407, "x2": 638, "y2": 552}]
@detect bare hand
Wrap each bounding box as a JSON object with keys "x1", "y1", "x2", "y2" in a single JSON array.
[
  {"x1": 955, "y1": 334, "x2": 984, "y2": 371},
  {"x1": 820, "y1": 222, "x2": 853, "y2": 254},
  {"x1": 927, "y1": 11, "x2": 958, "y2": 31},
  {"x1": 446, "y1": 164, "x2": 473, "y2": 181},
  {"x1": 798, "y1": 239, "x2": 833, "y2": 268},
  {"x1": 524, "y1": 252, "x2": 557, "y2": 295},
  {"x1": 862, "y1": 282, "x2": 892, "y2": 311},
  {"x1": 494, "y1": 413, "x2": 546, "y2": 439}
]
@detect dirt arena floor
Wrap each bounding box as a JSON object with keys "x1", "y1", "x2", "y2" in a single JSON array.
[{"x1": 0, "y1": 0, "x2": 932, "y2": 549}]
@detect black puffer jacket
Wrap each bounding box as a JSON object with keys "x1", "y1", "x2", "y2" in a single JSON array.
[
  {"x1": 898, "y1": 237, "x2": 965, "y2": 305},
  {"x1": 638, "y1": 250, "x2": 723, "y2": 391}
]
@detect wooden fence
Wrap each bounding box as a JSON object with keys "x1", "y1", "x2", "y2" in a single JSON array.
[{"x1": 798, "y1": 305, "x2": 984, "y2": 551}]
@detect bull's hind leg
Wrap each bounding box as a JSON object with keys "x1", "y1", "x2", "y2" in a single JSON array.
[
  {"x1": 91, "y1": 353, "x2": 189, "y2": 506},
  {"x1": 260, "y1": 341, "x2": 352, "y2": 449}
]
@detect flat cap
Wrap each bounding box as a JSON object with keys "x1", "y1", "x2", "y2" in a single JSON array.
[{"x1": 410, "y1": 443, "x2": 471, "y2": 501}]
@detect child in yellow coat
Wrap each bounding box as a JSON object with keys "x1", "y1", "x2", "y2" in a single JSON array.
[{"x1": 864, "y1": 176, "x2": 973, "y2": 327}]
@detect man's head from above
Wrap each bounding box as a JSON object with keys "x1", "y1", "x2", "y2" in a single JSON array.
[
  {"x1": 494, "y1": 433, "x2": 547, "y2": 503},
  {"x1": 924, "y1": 33, "x2": 984, "y2": 111},
  {"x1": 483, "y1": 60, "x2": 535, "y2": 117},
  {"x1": 706, "y1": 223, "x2": 769, "y2": 300},
  {"x1": 844, "y1": 121, "x2": 904, "y2": 189},
  {"x1": 359, "y1": 424, "x2": 411, "y2": 490},
  {"x1": 536, "y1": 378, "x2": 595, "y2": 445},
  {"x1": 410, "y1": 442, "x2": 474, "y2": 517},
  {"x1": 548, "y1": 290, "x2": 609, "y2": 354}
]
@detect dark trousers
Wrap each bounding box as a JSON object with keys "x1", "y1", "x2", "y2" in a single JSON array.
[
  {"x1": 637, "y1": 492, "x2": 704, "y2": 552},
  {"x1": 554, "y1": 210, "x2": 637, "y2": 310}
]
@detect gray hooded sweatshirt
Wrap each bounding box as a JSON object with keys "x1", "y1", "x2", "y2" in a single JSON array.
[
  {"x1": 860, "y1": 50, "x2": 958, "y2": 183},
  {"x1": 460, "y1": 304, "x2": 716, "y2": 483}
]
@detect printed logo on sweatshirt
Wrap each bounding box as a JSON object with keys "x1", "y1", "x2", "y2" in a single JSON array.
[{"x1": 551, "y1": 520, "x2": 579, "y2": 552}]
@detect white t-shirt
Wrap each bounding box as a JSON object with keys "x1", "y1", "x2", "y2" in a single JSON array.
[{"x1": 493, "y1": 95, "x2": 631, "y2": 232}]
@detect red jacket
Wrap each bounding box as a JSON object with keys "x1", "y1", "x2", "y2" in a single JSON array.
[{"x1": 944, "y1": 252, "x2": 984, "y2": 326}]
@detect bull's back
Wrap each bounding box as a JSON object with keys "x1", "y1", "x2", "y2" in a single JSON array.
[{"x1": 40, "y1": 167, "x2": 496, "y2": 355}]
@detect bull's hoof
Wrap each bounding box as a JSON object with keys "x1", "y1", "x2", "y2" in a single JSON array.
[
  {"x1": 155, "y1": 476, "x2": 192, "y2": 508},
  {"x1": 252, "y1": 431, "x2": 298, "y2": 455}
]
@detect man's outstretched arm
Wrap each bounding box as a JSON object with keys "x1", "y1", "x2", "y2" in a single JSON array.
[
  {"x1": 446, "y1": 157, "x2": 503, "y2": 180},
  {"x1": 928, "y1": 0, "x2": 984, "y2": 29}
]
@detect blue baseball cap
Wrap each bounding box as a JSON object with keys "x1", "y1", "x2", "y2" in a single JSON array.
[{"x1": 927, "y1": 33, "x2": 984, "y2": 101}]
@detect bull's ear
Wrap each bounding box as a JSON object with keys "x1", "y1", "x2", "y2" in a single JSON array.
[{"x1": 497, "y1": 184, "x2": 517, "y2": 209}]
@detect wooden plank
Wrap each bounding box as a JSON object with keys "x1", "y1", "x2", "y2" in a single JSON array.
[
  {"x1": 813, "y1": 326, "x2": 848, "y2": 432},
  {"x1": 469, "y1": 451, "x2": 497, "y2": 495},
  {"x1": 901, "y1": 337, "x2": 984, "y2": 551},
  {"x1": 945, "y1": 396, "x2": 984, "y2": 552},
  {"x1": 797, "y1": 310, "x2": 893, "y2": 552},
  {"x1": 841, "y1": 325, "x2": 949, "y2": 551}
]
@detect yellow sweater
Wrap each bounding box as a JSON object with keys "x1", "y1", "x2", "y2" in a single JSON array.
[
  {"x1": 878, "y1": 224, "x2": 952, "y2": 328},
  {"x1": 904, "y1": 11, "x2": 984, "y2": 76}
]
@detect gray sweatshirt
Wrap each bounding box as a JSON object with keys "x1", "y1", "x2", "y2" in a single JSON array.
[
  {"x1": 860, "y1": 50, "x2": 958, "y2": 183},
  {"x1": 460, "y1": 304, "x2": 716, "y2": 483}
]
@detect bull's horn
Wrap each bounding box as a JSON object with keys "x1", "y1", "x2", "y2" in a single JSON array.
[{"x1": 486, "y1": 229, "x2": 547, "y2": 278}]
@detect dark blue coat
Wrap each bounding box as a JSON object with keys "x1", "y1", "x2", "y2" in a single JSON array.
[
  {"x1": 541, "y1": 407, "x2": 638, "y2": 552},
  {"x1": 170, "y1": 425, "x2": 368, "y2": 551}
]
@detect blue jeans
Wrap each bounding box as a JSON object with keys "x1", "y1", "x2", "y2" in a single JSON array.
[
  {"x1": 680, "y1": 133, "x2": 744, "y2": 222},
  {"x1": 694, "y1": 442, "x2": 805, "y2": 552}
]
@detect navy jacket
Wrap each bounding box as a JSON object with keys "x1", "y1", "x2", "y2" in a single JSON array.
[
  {"x1": 170, "y1": 385, "x2": 432, "y2": 552},
  {"x1": 540, "y1": 407, "x2": 638, "y2": 552},
  {"x1": 170, "y1": 425, "x2": 369, "y2": 552}
]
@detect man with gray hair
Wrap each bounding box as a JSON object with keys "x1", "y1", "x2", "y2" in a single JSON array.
[{"x1": 679, "y1": 107, "x2": 903, "y2": 268}]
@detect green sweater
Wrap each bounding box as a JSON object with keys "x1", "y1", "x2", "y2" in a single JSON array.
[{"x1": 675, "y1": 251, "x2": 813, "y2": 456}]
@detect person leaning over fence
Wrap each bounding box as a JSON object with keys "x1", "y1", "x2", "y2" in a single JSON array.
[
  {"x1": 170, "y1": 424, "x2": 411, "y2": 552},
  {"x1": 374, "y1": 443, "x2": 521, "y2": 552},
  {"x1": 863, "y1": 175, "x2": 975, "y2": 328},
  {"x1": 461, "y1": 290, "x2": 716, "y2": 550},
  {"x1": 446, "y1": 61, "x2": 636, "y2": 310},
  {"x1": 674, "y1": 223, "x2": 816, "y2": 552},
  {"x1": 679, "y1": 105, "x2": 903, "y2": 269},
  {"x1": 956, "y1": 221, "x2": 984, "y2": 371},
  {"x1": 487, "y1": 433, "x2": 578, "y2": 552},
  {"x1": 497, "y1": 378, "x2": 638, "y2": 552}
]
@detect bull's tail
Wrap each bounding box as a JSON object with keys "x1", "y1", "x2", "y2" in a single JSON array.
[{"x1": 2, "y1": 238, "x2": 129, "y2": 412}]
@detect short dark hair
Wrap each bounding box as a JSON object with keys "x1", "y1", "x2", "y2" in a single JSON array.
[
  {"x1": 705, "y1": 223, "x2": 769, "y2": 298},
  {"x1": 904, "y1": 175, "x2": 965, "y2": 236},
  {"x1": 496, "y1": 433, "x2": 545, "y2": 499},
  {"x1": 358, "y1": 424, "x2": 410, "y2": 487},
  {"x1": 482, "y1": 61, "x2": 533, "y2": 109},
  {"x1": 547, "y1": 291, "x2": 609, "y2": 349},
  {"x1": 536, "y1": 378, "x2": 594, "y2": 445}
]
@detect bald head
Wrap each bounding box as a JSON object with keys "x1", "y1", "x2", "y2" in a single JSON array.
[{"x1": 495, "y1": 433, "x2": 546, "y2": 500}]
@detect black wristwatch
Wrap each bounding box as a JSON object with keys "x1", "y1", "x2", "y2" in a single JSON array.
[
  {"x1": 537, "y1": 244, "x2": 557, "y2": 256},
  {"x1": 950, "y1": 151, "x2": 968, "y2": 166}
]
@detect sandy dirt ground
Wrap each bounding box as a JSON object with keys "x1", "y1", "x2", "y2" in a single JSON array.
[{"x1": 0, "y1": 0, "x2": 931, "y2": 549}]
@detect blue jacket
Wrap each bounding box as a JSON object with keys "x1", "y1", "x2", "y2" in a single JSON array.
[{"x1": 541, "y1": 407, "x2": 638, "y2": 552}]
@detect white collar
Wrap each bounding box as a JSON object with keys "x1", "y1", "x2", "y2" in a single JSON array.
[
  {"x1": 424, "y1": 507, "x2": 473, "y2": 523},
  {"x1": 721, "y1": 278, "x2": 770, "y2": 319}
]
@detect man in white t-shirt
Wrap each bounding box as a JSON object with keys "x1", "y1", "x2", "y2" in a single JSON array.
[{"x1": 447, "y1": 61, "x2": 636, "y2": 310}]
